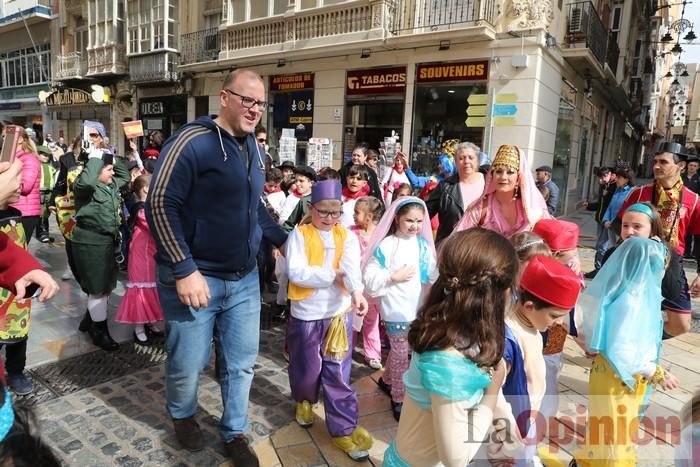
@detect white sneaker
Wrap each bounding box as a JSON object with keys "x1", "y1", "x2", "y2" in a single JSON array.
[
  {"x1": 368, "y1": 359, "x2": 383, "y2": 370},
  {"x1": 61, "y1": 268, "x2": 73, "y2": 281}
]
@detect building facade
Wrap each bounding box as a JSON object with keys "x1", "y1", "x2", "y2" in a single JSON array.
[
  {"x1": 0, "y1": 0, "x2": 52, "y2": 137},
  {"x1": 6, "y1": 0, "x2": 678, "y2": 213},
  {"x1": 177, "y1": 0, "x2": 662, "y2": 214}
]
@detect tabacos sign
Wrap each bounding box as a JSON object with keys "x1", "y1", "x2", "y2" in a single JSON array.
[
  {"x1": 416, "y1": 60, "x2": 488, "y2": 82},
  {"x1": 346, "y1": 66, "x2": 406, "y2": 95}
]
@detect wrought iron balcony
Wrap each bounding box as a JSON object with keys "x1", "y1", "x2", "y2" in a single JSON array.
[
  {"x1": 180, "y1": 28, "x2": 220, "y2": 65},
  {"x1": 389, "y1": 0, "x2": 497, "y2": 34},
  {"x1": 87, "y1": 44, "x2": 127, "y2": 76},
  {"x1": 561, "y1": 1, "x2": 608, "y2": 78},
  {"x1": 219, "y1": 0, "x2": 386, "y2": 61},
  {"x1": 215, "y1": 0, "x2": 496, "y2": 62},
  {"x1": 605, "y1": 32, "x2": 620, "y2": 77},
  {"x1": 129, "y1": 51, "x2": 180, "y2": 84},
  {"x1": 55, "y1": 52, "x2": 87, "y2": 80}
]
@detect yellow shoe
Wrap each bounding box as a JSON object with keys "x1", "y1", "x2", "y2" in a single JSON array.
[
  {"x1": 332, "y1": 426, "x2": 373, "y2": 462},
  {"x1": 295, "y1": 400, "x2": 313, "y2": 428},
  {"x1": 351, "y1": 426, "x2": 373, "y2": 451}
]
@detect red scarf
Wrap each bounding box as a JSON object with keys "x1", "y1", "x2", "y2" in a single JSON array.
[
  {"x1": 342, "y1": 184, "x2": 370, "y2": 202},
  {"x1": 291, "y1": 187, "x2": 307, "y2": 198},
  {"x1": 264, "y1": 185, "x2": 281, "y2": 195}
]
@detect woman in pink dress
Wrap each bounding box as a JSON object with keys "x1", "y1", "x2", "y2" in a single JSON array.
[
  {"x1": 116, "y1": 174, "x2": 164, "y2": 344},
  {"x1": 453, "y1": 144, "x2": 550, "y2": 238}
]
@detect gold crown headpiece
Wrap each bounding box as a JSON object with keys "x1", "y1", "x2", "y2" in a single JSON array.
[{"x1": 492, "y1": 145, "x2": 520, "y2": 171}]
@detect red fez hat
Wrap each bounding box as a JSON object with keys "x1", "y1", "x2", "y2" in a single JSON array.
[
  {"x1": 520, "y1": 256, "x2": 582, "y2": 309},
  {"x1": 533, "y1": 219, "x2": 579, "y2": 251}
]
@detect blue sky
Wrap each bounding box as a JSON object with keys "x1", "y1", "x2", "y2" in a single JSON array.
[{"x1": 678, "y1": 2, "x2": 700, "y2": 64}]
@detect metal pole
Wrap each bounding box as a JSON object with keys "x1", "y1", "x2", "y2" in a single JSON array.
[{"x1": 18, "y1": 7, "x2": 46, "y2": 83}]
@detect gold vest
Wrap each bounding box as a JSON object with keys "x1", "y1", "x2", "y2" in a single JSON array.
[{"x1": 287, "y1": 224, "x2": 347, "y2": 301}]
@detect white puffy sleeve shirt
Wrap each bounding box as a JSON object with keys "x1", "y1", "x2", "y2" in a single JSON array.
[
  {"x1": 363, "y1": 235, "x2": 438, "y2": 323},
  {"x1": 286, "y1": 225, "x2": 363, "y2": 321}
]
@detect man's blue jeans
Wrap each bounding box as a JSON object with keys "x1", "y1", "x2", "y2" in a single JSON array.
[
  {"x1": 593, "y1": 222, "x2": 616, "y2": 269},
  {"x1": 156, "y1": 264, "x2": 260, "y2": 442}
]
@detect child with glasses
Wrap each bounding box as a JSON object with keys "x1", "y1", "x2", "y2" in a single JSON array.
[
  {"x1": 285, "y1": 180, "x2": 374, "y2": 462},
  {"x1": 362, "y1": 197, "x2": 438, "y2": 421}
]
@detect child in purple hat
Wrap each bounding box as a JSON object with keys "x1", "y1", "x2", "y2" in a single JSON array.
[{"x1": 285, "y1": 179, "x2": 373, "y2": 461}]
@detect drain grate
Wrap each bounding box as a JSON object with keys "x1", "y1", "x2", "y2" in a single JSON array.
[
  {"x1": 31, "y1": 348, "x2": 140, "y2": 397},
  {"x1": 14, "y1": 375, "x2": 59, "y2": 406},
  {"x1": 22, "y1": 320, "x2": 289, "y2": 406},
  {"x1": 113, "y1": 340, "x2": 168, "y2": 370}
]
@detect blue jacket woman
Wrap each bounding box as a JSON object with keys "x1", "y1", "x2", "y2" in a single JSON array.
[{"x1": 601, "y1": 168, "x2": 634, "y2": 225}]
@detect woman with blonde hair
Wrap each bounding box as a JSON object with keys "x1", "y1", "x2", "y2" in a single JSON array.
[{"x1": 10, "y1": 129, "x2": 42, "y2": 244}]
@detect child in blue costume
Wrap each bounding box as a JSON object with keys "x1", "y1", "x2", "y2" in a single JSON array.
[
  {"x1": 572, "y1": 235, "x2": 680, "y2": 467},
  {"x1": 383, "y1": 227, "x2": 514, "y2": 466},
  {"x1": 487, "y1": 255, "x2": 583, "y2": 466}
]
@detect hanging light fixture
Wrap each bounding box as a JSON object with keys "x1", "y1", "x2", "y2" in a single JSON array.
[
  {"x1": 681, "y1": 70, "x2": 690, "y2": 77},
  {"x1": 661, "y1": 31, "x2": 674, "y2": 42},
  {"x1": 671, "y1": 43, "x2": 684, "y2": 55},
  {"x1": 671, "y1": 78, "x2": 680, "y2": 86},
  {"x1": 664, "y1": 70, "x2": 673, "y2": 78}
]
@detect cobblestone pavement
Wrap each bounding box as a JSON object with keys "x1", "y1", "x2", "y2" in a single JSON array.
[{"x1": 23, "y1": 320, "x2": 374, "y2": 466}]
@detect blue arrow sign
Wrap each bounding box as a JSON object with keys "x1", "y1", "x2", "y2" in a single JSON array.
[{"x1": 493, "y1": 104, "x2": 517, "y2": 116}]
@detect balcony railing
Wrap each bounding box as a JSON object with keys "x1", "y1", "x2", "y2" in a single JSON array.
[
  {"x1": 180, "y1": 28, "x2": 220, "y2": 65},
  {"x1": 55, "y1": 52, "x2": 87, "y2": 80},
  {"x1": 129, "y1": 51, "x2": 179, "y2": 84},
  {"x1": 606, "y1": 32, "x2": 620, "y2": 76},
  {"x1": 87, "y1": 44, "x2": 127, "y2": 76},
  {"x1": 390, "y1": 0, "x2": 497, "y2": 34},
  {"x1": 564, "y1": 1, "x2": 607, "y2": 66},
  {"x1": 221, "y1": 1, "x2": 378, "y2": 55}
]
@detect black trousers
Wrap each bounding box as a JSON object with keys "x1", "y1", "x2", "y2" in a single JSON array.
[
  {"x1": 2, "y1": 340, "x2": 27, "y2": 376},
  {"x1": 20, "y1": 216, "x2": 40, "y2": 245}
]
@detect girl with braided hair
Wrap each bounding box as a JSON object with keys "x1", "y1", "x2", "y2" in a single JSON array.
[
  {"x1": 382, "y1": 228, "x2": 513, "y2": 466},
  {"x1": 362, "y1": 197, "x2": 438, "y2": 421}
]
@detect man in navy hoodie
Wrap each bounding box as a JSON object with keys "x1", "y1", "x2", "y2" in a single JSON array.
[{"x1": 146, "y1": 69, "x2": 286, "y2": 466}]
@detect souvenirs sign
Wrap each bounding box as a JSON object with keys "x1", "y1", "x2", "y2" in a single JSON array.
[{"x1": 416, "y1": 61, "x2": 489, "y2": 83}]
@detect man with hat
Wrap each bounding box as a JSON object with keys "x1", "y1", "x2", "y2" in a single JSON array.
[
  {"x1": 535, "y1": 165, "x2": 560, "y2": 216},
  {"x1": 584, "y1": 167, "x2": 618, "y2": 279},
  {"x1": 617, "y1": 141, "x2": 700, "y2": 338}
]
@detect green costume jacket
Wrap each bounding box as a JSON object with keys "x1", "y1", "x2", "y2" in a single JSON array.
[{"x1": 72, "y1": 157, "x2": 130, "y2": 245}]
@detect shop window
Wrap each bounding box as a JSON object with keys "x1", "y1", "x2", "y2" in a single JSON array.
[{"x1": 411, "y1": 83, "x2": 486, "y2": 175}]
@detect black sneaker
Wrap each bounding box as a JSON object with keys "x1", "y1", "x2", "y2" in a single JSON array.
[
  {"x1": 583, "y1": 270, "x2": 597, "y2": 279},
  {"x1": 8, "y1": 373, "x2": 33, "y2": 395},
  {"x1": 172, "y1": 416, "x2": 204, "y2": 452},
  {"x1": 391, "y1": 400, "x2": 403, "y2": 422},
  {"x1": 377, "y1": 377, "x2": 392, "y2": 398},
  {"x1": 225, "y1": 434, "x2": 259, "y2": 467}
]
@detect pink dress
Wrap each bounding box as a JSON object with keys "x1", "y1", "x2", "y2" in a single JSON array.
[
  {"x1": 116, "y1": 208, "x2": 163, "y2": 324},
  {"x1": 351, "y1": 225, "x2": 382, "y2": 362}
]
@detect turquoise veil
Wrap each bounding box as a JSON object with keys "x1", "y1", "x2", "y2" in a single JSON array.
[{"x1": 578, "y1": 236, "x2": 666, "y2": 389}]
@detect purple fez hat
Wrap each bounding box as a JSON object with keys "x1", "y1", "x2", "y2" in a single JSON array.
[{"x1": 311, "y1": 180, "x2": 342, "y2": 204}]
